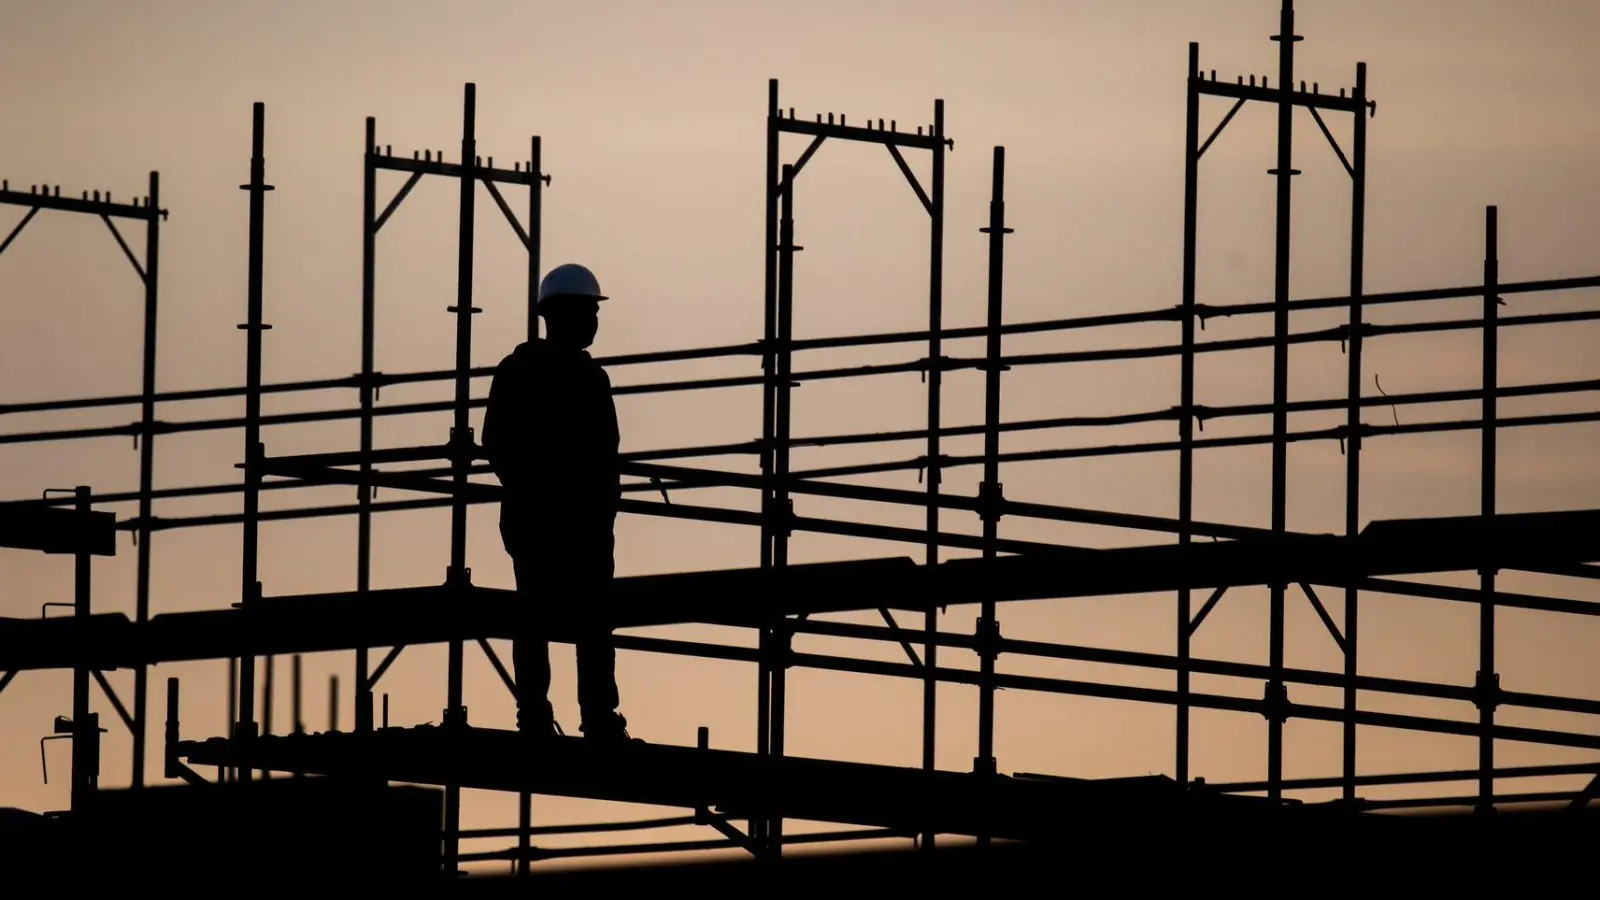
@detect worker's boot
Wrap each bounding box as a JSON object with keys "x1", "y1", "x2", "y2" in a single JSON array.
[
  {"x1": 519, "y1": 718, "x2": 563, "y2": 743},
  {"x1": 517, "y1": 700, "x2": 563, "y2": 742},
  {"x1": 579, "y1": 711, "x2": 638, "y2": 744}
]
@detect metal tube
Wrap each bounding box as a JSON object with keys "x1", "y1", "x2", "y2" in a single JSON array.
[
  {"x1": 767, "y1": 161, "x2": 797, "y2": 852},
  {"x1": 443, "y1": 81, "x2": 478, "y2": 875},
  {"x1": 1176, "y1": 41, "x2": 1199, "y2": 790},
  {"x1": 786, "y1": 405, "x2": 1600, "y2": 481},
  {"x1": 976, "y1": 146, "x2": 1007, "y2": 778},
  {"x1": 922, "y1": 99, "x2": 945, "y2": 820},
  {"x1": 3, "y1": 269, "x2": 1598, "y2": 420},
  {"x1": 518, "y1": 130, "x2": 542, "y2": 883},
  {"x1": 356, "y1": 116, "x2": 376, "y2": 736},
  {"x1": 72, "y1": 486, "x2": 95, "y2": 808},
  {"x1": 789, "y1": 617, "x2": 1600, "y2": 716},
  {"x1": 99, "y1": 399, "x2": 1600, "y2": 541},
  {"x1": 262, "y1": 653, "x2": 274, "y2": 741},
  {"x1": 1266, "y1": 0, "x2": 1297, "y2": 802},
  {"x1": 1479, "y1": 204, "x2": 1499, "y2": 812},
  {"x1": 1342, "y1": 61, "x2": 1368, "y2": 804},
  {"x1": 587, "y1": 635, "x2": 1600, "y2": 754},
  {"x1": 237, "y1": 100, "x2": 269, "y2": 781},
  {"x1": 528, "y1": 135, "x2": 542, "y2": 339},
  {"x1": 10, "y1": 354, "x2": 1600, "y2": 464},
  {"x1": 460, "y1": 815, "x2": 700, "y2": 839},
  {"x1": 130, "y1": 170, "x2": 160, "y2": 789},
  {"x1": 1208, "y1": 760, "x2": 1600, "y2": 794},
  {"x1": 1205, "y1": 272, "x2": 1600, "y2": 320},
  {"x1": 754, "y1": 78, "x2": 779, "y2": 846},
  {"x1": 291, "y1": 654, "x2": 303, "y2": 734},
  {"x1": 773, "y1": 162, "x2": 795, "y2": 571},
  {"x1": 4, "y1": 283, "x2": 1598, "y2": 424},
  {"x1": 226, "y1": 657, "x2": 236, "y2": 781}
]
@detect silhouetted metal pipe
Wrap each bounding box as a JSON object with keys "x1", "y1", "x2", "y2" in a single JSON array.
[
  {"x1": 518, "y1": 129, "x2": 543, "y2": 883},
  {"x1": 595, "y1": 634, "x2": 1600, "y2": 753},
  {"x1": 767, "y1": 162, "x2": 797, "y2": 851},
  {"x1": 754, "y1": 80, "x2": 780, "y2": 849},
  {"x1": 442, "y1": 81, "x2": 478, "y2": 875},
  {"x1": 10, "y1": 360, "x2": 1600, "y2": 471},
  {"x1": 6, "y1": 301, "x2": 1600, "y2": 434},
  {"x1": 1176, "y1": 41, "x2": 1200, "y2": 789},
  {"x1": 1208, "y1": 760, "x2": 1600, "y2": 794},
  {"x1": 237, "y1": 100, "x2": 270, "y2": 781},
  {"x1": 1342, "y1": 60, "x2": 1368, "y2": 804},
  {"x1": 1478, "y1": 205, "x2": 1500, "y2": 813},
  {"x1": 72, "y1": 486, "x2": 96, "y2": 808},
  {"x1": 785, "y1": 617, "x2": 1600, "y2": 717},
  {"x1": 131, "y1": 169, "x2": 160, "y2": 788},
  {"x1": 921, "y1": 100, "x2": 946, "y2": 841},
  {"x1": 786, "y1": 407, "x2": 1600, "y2": 481},
  {"x1": 356, "y1": 116, "x2": 377, "y2": 737},
  {"x1": 1266, "y1": 0, "x2": 1299, "y2": 803},
  {"x1": 976, "y1": 145, "x2": 1008, "y2": 779}
]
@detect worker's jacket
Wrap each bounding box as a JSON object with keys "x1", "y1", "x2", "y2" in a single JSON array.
[{"x1": 482, "y1": 339, "x2": 620, "y2": 587}]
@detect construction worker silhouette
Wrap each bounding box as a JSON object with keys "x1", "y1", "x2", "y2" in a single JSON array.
[{"x1": 483, "y1": 263, "x2": 633, "y2": 742}]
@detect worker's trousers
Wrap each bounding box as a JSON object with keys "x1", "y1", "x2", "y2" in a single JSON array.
[{"x1": 509, "y1": 552, "x2": 619, "y2": 732}]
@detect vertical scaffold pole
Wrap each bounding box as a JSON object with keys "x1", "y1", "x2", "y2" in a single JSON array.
[
  {"x1": 356, "y1": 116, "x2": 377, "y2": 736},
  {"x1": 1266, "y1": 0, "x2": 1299, "y2": 802},
  {"x1": 226, "y1": 658, "x2": 236, "y2": 782},
  {"x1": 976, "y1": 145, "x2": 1010, "y2": 780},
  {"x1": 755, "y1": 77, "x2": 780, "y2": 847},
  {"x1": 71, "y1": 486, "x2": 97, "y2": 809},
  {"x1": 768, "y1": 161, "x2": 798, "y2": 853},
  {"x1": 1342, "y1": 62, "x2": 1368, "y2": 803},
  {"x1": 528, "y1": 135, "x2": 543, "y2": 340},
  {"x1": 131, "y1": 169, "x2": 160, "y2": 788},
  {"x1": 518, "y1": 132, "x2": 543, "y2": 881},
  {"x1": 1478, "y1": 204, "x2": 1500, "y2": 813},
  {"x1": 443, "y1": 81, "x2": 479, "y2": 876},
  {"x1": 921, "y1": 98, "x2": 946, "y2": 850},
  {"x1": 237, "y1": 101, "x2": 271, "y2": 782},
  {"x1": 1177, "y1": 41, "x2": 1199, "y2": 790}
]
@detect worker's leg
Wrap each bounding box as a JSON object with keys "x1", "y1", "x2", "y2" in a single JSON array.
[
  {"x1": 575, "y1": 628, "x2": 619, "y2": 723},
  {"x1": 575, "y1": 538, "x2": 625, "y2": 737},
  {"x1": 510, "y1": 555, "x2": 555, "y2": 733}
]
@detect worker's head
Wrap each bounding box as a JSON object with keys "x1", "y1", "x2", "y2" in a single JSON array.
[
  {"x1": 537, "y1": 263, "x2": 607, "y2": 351},
  {"x1": 539, "y1": 296, "x2": 600, "y2": 350}
]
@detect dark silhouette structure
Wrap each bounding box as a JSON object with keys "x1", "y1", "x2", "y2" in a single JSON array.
[
  {"x1": 3, "y1": 0, "x2": 1600, "y2": 887},
  {"x1": 483, "y1": 266, "x2": 628, "y2": 741}
]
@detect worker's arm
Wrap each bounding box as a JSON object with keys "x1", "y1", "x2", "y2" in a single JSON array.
[
  {"x1": 601, "y1": 367, "x2": 622, "y2": 515},
  {"x1": 482, "y1": 352, "x2": 521, "y2": 489}
]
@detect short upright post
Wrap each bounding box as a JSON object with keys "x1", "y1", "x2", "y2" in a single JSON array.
[{"x1": 70, "y1": 486, "x2": 99, "y2": 809}]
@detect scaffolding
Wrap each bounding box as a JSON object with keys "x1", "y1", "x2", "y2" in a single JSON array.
[{"x1": 5, "y1": 0, "x2": 1600, "y2": 877}]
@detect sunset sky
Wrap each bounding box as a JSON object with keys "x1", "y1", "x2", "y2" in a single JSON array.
[{"x1": 2, "y1": 0, "x2": 1598, "y2": 868}]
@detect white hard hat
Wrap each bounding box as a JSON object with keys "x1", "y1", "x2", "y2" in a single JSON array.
[{"x1": 539, "y1": 263, "x2": 608, "y2": 303}]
